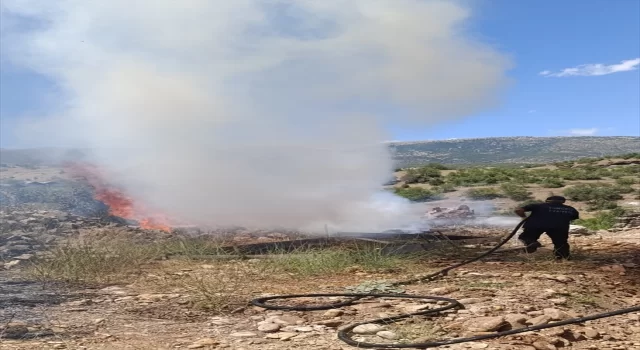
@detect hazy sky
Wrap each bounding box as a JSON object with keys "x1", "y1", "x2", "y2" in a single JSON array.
[
  {"x1": 388, "y1": 0, "x2": 640, "y2": 141},
  {"x1": 1, "y1": 0, "x2": 639, "y2": 147}
]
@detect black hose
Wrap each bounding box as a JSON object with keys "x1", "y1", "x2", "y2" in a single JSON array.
[{"x1": 250, "y1": 219, "x2": 640, "y2": 349}]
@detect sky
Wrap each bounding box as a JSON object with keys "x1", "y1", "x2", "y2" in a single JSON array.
[{"x1": 1, "y1": 0, "x2": 639, "y2": 147}]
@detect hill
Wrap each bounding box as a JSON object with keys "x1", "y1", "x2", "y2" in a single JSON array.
[
  {"x1": 1, "y1": 136, "x2": 639, "y2": 167},
  {"x1": 389, "y1": 136, "x2": 640, "y2": 166}
]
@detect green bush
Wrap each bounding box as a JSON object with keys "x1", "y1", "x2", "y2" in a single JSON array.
[
  {"x1": 559, "y1": 168, "x2": 604, "y2": 180},
  {"x1": 553, "y1": 161, "x2": 574, "y2": 169},
  {"x1": 575, "y1": 208, "x2": 626, "y2": 230},
  {"x1": 447, "y1": 168, "x2": 513, "y2": 186},
  {"x1": 425, "y1": 163, "x2": 450, "y2": 170},
  {"x1": 500, "y1": 183, "x2": 532, "y2": 201},
  {"x1": 610, "y1": 165, "x2": 640, "y2": 176},
  {"x1": 394, "y1": 187, "x2": 438, "y2": 201},
  {"x1": 614, "y1": 175, "x2": 636, "y2": 185},
  {"x1": 466, "y1": 187, "x2": 504, "y2": 200},
  {"x1": 540, "y1": 177, "x2": 565, "y2": 188},
  {"x1": 586, "y1": 199, "x2": 619, "y2": 211},
  {"x1": 428, "y1": 177, "x2": 445, "y2": 186},
  {"x1": 401, "y1": 166, "x2": 442, "y2": 184},
  {"x1": 614, "y1": 184, "x2": 635, "y2": 194},
  {"x1": 563, "y1": 183, "x2": 624, "y2": 202},
  {"x1": 438, "y1": 183, "x2": 457, "y2": 193},
  {"x1": 620, "y1": 153, "x2": 640, "y2": 159}
]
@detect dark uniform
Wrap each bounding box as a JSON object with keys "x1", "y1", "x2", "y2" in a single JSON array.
[{"x1": 517, "y1": 198, "x2": 579, "y2": 259}]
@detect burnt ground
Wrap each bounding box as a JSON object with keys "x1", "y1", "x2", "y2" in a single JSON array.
[{"x1": 1, "y1": 230, "x2": 639, "y2": 350}]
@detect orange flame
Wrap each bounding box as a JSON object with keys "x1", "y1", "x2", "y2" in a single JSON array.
[{"x1": 65, "y1": 162, "x2": 172, "y2": 232}]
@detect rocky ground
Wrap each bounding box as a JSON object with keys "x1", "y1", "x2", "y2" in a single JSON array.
[{"x1": 1, "y1": 212, "x2": 639, "y2": 349}]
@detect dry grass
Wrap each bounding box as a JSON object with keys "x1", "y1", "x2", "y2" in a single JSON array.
[
  {"x1": 385, "y1": 316, "x2": 449, "y2": 345},
  {"x1": 28, "y1": 241, "x2": 160, "y2": 284},
  {"x1": 262, "y1": 243, "x2": 419, "y2": 276},
  {"x1": 27, "y1": 235, "x2": 235, "y2": 285}
]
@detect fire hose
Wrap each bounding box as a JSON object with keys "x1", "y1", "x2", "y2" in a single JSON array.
[{"x1": 250, "y1": 218, "x2": 640, "y2": 349}]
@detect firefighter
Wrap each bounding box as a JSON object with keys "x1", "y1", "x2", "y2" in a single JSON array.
[{"x1": 514, "y1": 196, "x2": 580, "y2": 260}]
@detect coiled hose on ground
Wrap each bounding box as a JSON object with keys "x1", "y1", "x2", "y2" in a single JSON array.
[{"x1": 251, "y1": 219, "x2": 640, "y2": 349}]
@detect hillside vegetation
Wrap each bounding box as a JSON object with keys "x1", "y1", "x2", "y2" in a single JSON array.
[
  {"x1": 391, "y1": 153, "x2": 640, "y2": 229},
  {"x1": 389, "y1": 136, "x2": 640, "y2": 166}
]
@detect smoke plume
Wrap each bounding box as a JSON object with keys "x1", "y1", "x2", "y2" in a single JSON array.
[{"x1": 1, "y1": 0, "x2": 511, "y2": 232}]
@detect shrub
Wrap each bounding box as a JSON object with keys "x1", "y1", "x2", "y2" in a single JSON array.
[
  {"x1": 438, "y1": 183, "x2": 457, "y2": 193},
  {"x1": 586, "y1": 200, "x2": 619, "y2": 211},
  {"x1": 401, "y1": 166, "x2": 442, "y2": 184},
  {"x1": 610, "y1": 165, "x2": 640, "y2": 177},
  {"x1": 466, "y1": 187, "x2": 503, "y2": 200},
  {"x1": 559, "y1": 168, "x2": 603, "y2": 180},
  {"x1": 425, "y1": 163, "x2": 450, "y2": 170},
  {"x1": 540, "y1": 177, "x2": 565, "y2": 188},
  {"x1": 500, "y1": 183, "x2": 532, "y2": 201},
  {"x1": 394, "y1": 187, "x2": 438, "y2": 201},
  {"x1": 428, "y1": 177, "x2": 445, "y2": 186},
  {"x1": 447, "y1": 168, "x2": 512, "y2": 186},
  {"x1": 614, "y1": 184, "x2": 635, "y2": 194},
  {"x1": 620, "y1": 152, "x2": 640, "y2": 159},
  {"x1": 616, "y1": 177, "x2": 637, "y2": 186},
  {"x1": 553, "y1": 161, "x2": 574, "y2": 169},
  {"x1": 575, "y1": 208, "x2": 626, "y2": 230},
  {"x1": 563, "y1": 183, "x2": 624, "y2": 202}
]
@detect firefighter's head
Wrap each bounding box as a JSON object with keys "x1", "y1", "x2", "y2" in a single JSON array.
[{"x1": 545, "y1": 195, "x2": 566, "y2": 204}]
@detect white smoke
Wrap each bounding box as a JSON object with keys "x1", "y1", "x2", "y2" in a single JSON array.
[{"x1": 1, "y1": 0, "x2": 511, "y2": 232}]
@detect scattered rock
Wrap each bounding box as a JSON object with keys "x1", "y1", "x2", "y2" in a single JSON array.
[
  {"x1": 376, "y1": 331, "x2": 398, "y2": 340},
  {"x1": 600, "y1": 264, "x2": 626, "y2": 273},
  {"x1": 583, "y1": 328, "x2": 600, "y2": 339},
  {"x1": 458, "y1": 298, "x2": 485, "y2": 305},
  {"x1": 352, "y1": 324, "x2": 384, "y2": 335},
  {"x1": 257, "y1": 323, "x2": 281, "y2": 333},
  {"x1": 569, "y1": 225, "x2": 592, "y2": 236},
  {"x1": 230, "y1": 331, "x2": 257, "y2": 338},
  {"x1": 543, "y1": 308, "x2": 570, "y2": 321},
  {"x1": 505, "y1": 313, "x2": 529, "y2": 328},
  {"x1": 532, "y1": 340, "x2": 557, "y2": 350},
  {"x1": 527, "y1": 315, "x2": 552, "y2": 326},
  {"x1": 186, "y1": 338, "x2": 218, "y2": 349},
  {"x1": 293, "y1": 326, "x2": 314, "y2": 333},
  {"x1": 429, "y1": 286, "x2": 459, "y2": 295},
  {"x1": 463, "y1": 316, "x2": 507, "y2": 332},
  {"x1": 322, "y1": 309, "x2": 344, "y2": 318},
  {"x1": 273, "y1": 316, "x2": 304, "y2": 326},
  {"x1": 316, "y1": 319, "x2": 343, "y2": 328},
  {"x1": 468, "y1": 343, "x2": 490, "y2": 349},
  {"x1": 277, "y1": 332, "x2": 298, "y2": 341}
]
